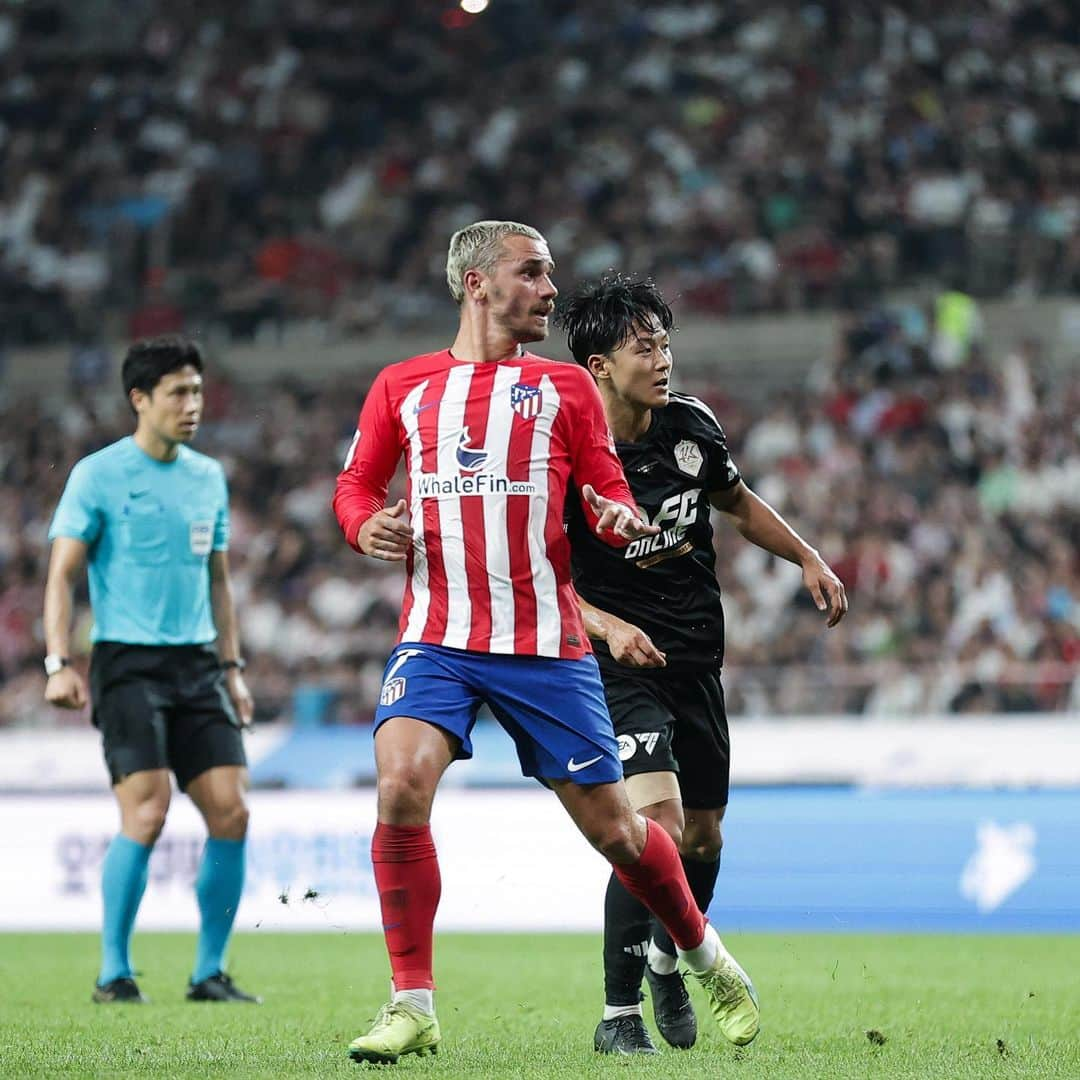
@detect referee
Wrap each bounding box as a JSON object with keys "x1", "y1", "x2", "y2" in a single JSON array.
[{"x1": 43, "y1": 335, "x2": 260, "y2": 1005}]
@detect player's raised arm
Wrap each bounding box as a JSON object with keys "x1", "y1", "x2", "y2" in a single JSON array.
[
  {"x1": 566, "y1": 368, "x2": 658, "y2": 544},
  {"x1": 333, "y1": 370, "x2": 413, "y2": 558},
  {"x1": 581, "y1": 484, "x2": 659, "y2": 541},
  {"x1": 710, "y1": 480, "x2": 848, "y2": 627}
]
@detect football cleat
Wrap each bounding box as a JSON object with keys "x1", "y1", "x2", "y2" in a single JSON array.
[
  {"x1": 645, "y1": 965, "x2": 697, "y2": 1048},
  {"x1": 348, "y1": 1002, "x2": 441, "y2": 1065},
  {"x1": 92, "y1": 976, "x2": 147, "y2": 1004},
  {"x1": 593, "y1": 1015, "x2": 659, "y2": 1055},
  {"x1": 186, "y1": 972, "x2": 262, "y2": 1003},
  {"x1": 690, "y1": 937, "x2": 760, "y2": 1046}
]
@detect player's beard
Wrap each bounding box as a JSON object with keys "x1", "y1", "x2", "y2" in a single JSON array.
[{"x1": 493, "y1": 290, "x2": 549, "y2": 344}]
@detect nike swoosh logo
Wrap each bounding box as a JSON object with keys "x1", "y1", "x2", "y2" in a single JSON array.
[
  {"x1": 413, "y1": 402, "x2": 437, "y2": 415},
  {"x1": 567, "y1": 754, "x2": 604, "y2": 773}
]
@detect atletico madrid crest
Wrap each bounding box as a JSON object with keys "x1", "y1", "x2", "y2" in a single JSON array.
[{"x1": 511, "y1": 382, "x2": 543, "y2": 419}]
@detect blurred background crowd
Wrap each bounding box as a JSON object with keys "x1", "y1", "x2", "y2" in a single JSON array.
[
  {"x1": 1, "y1": 0, "x2": 1079, "y2": 348},
  {"x1": 2, "y1": 303, "x2": 1078, "y2": 724},
  {"x1": 1, "y1": 0, "x2": 1078, "y2": 724}
]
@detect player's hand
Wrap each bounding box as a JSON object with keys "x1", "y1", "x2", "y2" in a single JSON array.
[
  {"x1": 607, "y1": 618, "x2": 667, "y2": 668},
  {"x1": 582, "y1": 484, "x2": 659, "y2": 541},
  {"x1": 44, "y1": 666, "x2": 87, "y2": 709},
  {"x1": 803, "y1": 555, "x2": 848, "y2": 628},
  {"x1": 357, "y1": 499, "x2": 413, "y2": 561},
  {"x1": 226, "y1": 670, "x2": 255, "y2": 729}
]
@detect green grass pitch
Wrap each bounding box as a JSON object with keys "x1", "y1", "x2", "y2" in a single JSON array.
[{"x1": 1, "y1": 932, "x2": 1078, "y2": 1078}]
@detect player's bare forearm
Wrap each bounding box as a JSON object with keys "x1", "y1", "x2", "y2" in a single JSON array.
[
  {"x1": 578, "y1": 596, "x2": 612, "y2": 643},
  {"x1": 209, "y1": 552, "x2": 242, "y2": 663},
  {"x1": 210, "y1": 551, "x2": 255, "y2": 725},
  {"x1": 711, "y1": 482, "x2": 817, "y2": 567},
  {"x1": 43, "y1": 539, "x2": 86, "y2": 657},
  {"x1": 577, "y1": 595, "x2": 666, "y2": 667},
  {"x1": 43, "y1": 538, "x2": 90, "y2": 708},
  {"x1": 712, "y1": 481, "x2": 848, "y2": 626}
]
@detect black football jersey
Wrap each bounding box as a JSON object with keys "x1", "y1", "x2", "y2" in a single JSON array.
[{"x1": 567, "y1": 392, "x2": 740, "y2": 671}]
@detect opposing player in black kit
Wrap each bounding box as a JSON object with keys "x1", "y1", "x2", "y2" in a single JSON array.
[{"x1": 558, "y1": 276, "x2": 847, "y2": 1055}]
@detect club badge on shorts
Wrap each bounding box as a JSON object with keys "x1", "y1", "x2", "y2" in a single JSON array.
[{"x1": 380, "y1": 677, "x2": 407, "y2": 706}]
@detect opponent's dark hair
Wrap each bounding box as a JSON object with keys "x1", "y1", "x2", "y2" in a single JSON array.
[
  {"x1": 122, "y1": 335, "x2": 204, "y2": 410},
  {"x1": 555, "y1": 274, "x2": 674, "y2": 367}
]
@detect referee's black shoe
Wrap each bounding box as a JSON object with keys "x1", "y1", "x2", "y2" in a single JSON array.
[
  {"x1": 593, "y1": 1015, "x2": 659, "y2": 1055},
  {"x1": 92, "y1": 976, "x2": 147, "y2": 1004},
  {"x1": 186, "y1": 972, "x2": 262, "y2": 1003},
  {"x1": 645, "y1": 966, "x2": 697, "y2": 1048}
]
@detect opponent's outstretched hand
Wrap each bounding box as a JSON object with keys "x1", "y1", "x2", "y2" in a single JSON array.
[
  {"x1": 358, "y1": 499, "x2": 414, "y2": 561},
  {"x1": 582, "y1": 484, "x2": 660, "y2": 541}
]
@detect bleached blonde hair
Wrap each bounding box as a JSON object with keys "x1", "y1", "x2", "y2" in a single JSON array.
[{"x1": 445, "y1": 220, "x2": 545, "y2": 303}]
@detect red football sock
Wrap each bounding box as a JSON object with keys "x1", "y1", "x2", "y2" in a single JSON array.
[
  {"x1": 371, "y1": 822, "x2": 441, "y2": 991},
  {"x1": 611, "y1": 818, "x2": 705, "y2": 952}
]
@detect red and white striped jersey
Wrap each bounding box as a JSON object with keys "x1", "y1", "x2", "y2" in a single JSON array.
[{"x1": 333, "y1": 349, "x2": 636, "y2": 659}]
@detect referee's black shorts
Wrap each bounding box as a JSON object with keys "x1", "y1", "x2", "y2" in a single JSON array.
[
  {"x1": 89, "y1": 642, "x2": 246, "y2": 790},
  {"x1": 596, "y1": 656, "x2": 730, "y2": 809}
]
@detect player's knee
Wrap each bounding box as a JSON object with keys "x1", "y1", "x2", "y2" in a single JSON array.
[
  {"x1": 649, "y1": 807, "x2": 683, "y2": 848},
  {"x1": 593, "y1": 819, "x2": 643, "y2": 864},
  {"x1": 209, "y1": 800, "x2": 249, "y2": 840},
  {"x1": 376, "y1": 771, "x2": 434, "y2": 822},
  {"x1": 682, "y1": 827, "x2": 722, "y2": 863},
  {"x1": 127, "y1": 800, "x2": 169, "y2": 844}
]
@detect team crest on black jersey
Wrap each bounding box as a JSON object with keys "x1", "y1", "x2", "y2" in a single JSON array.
[{"x1": 674, "y1": 439, "x2": 703, "y2": 476}]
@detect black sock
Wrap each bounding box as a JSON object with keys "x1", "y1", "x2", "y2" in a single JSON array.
[
  {"x1": 602, "y1": 871, "x2": 650, "y2": 1006},
  {"x1": 650, "y1": 854, "x2": 721, "y2": 960}
]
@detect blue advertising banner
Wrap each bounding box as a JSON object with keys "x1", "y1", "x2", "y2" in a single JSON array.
[{"x1": 713, "y1": 789, "x2": 1080, "y2": 932}]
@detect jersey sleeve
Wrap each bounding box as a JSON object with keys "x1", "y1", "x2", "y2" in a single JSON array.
[
  {"x1": 688, "y1": 398, "x2": 741, "y2": 492},
  {"x1": 48, "y1": 458, "x2": 104, "y2": 546},
  {"x1": 564, "y1": 367, "x2": 637, "y2": 548},
  {"x1": 213, "y1": 463, "x2": 230, "y2": 551},
  {"x1": 332, "y1": 369, "x2": 402, "y2": 551}
]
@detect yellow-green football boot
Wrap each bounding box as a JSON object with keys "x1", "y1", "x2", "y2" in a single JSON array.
[
  {"x1": 348, "y1": 1001, "x2": 441, "y2": 1064},
  {"x1": 691, "y1": 935, "x2": 760, "y2": 1046}
]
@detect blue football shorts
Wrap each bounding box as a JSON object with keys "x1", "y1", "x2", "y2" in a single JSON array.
[{"x1": 373, "y1": 643, "x2": 622, "y2": 784}]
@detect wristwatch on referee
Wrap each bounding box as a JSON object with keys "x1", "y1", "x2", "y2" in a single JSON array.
[
  {"x1": 222, "y1": 658, "x2": 247, "y2": 672},
  {"x1": 44, "y1": 654, "x2": 70, "y2": 677}
]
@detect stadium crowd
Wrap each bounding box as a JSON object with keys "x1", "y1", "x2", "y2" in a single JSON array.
[
  {"x1": 1, "y1": 307, "x2": 1077, "y2": 725},
  {"x1": 2, "y1": 0, "x2": 1080, "y2": 348}
]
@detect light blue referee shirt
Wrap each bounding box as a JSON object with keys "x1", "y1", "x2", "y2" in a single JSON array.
[{"x1": 48, "y1": 436, "x2": 230, "y2": 645}]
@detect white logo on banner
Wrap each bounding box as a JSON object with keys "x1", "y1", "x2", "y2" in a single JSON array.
[{"x1": 959, "y1": 821, "x2": 1037, "y2": 913}]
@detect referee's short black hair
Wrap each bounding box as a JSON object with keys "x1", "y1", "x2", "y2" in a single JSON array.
[
  {"x1": 555, "y1": 274, "x2": 674, "y2": 368},
  {"x1": 122, "y1": 335, "x2": 204, "y2": 407}
]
